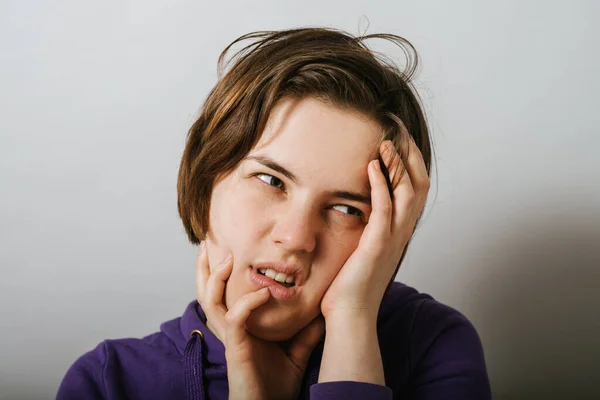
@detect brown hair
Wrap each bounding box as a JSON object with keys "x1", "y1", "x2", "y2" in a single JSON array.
[{"x1": 177, "y1": 27, "x2": 434, "y2": 283}]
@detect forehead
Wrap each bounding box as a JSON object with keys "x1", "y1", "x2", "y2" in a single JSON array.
[{"x1": 248, "y1": 97, "x2": 382, "y2": 189}]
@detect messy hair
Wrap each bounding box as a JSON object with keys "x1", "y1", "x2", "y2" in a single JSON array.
[{"x1": 178, "y1": 27, "x2": 433, "y2": 283}]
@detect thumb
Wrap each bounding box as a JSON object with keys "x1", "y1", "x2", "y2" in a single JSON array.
[{"x1": 286, "y1": 315, "x2": 325, "y2": 370}]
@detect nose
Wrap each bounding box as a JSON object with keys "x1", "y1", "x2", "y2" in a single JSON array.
[{"x1": 270, "y1": 202, "x2": 317, "y2": 254}]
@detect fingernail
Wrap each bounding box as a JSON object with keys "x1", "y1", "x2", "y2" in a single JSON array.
[{"x1": 373, "y1": 159, "x2": 381, "y2": 171}]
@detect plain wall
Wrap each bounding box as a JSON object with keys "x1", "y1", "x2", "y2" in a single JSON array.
[{"x1": 1, "y1": 1, "x2": 598, "y2": 399}]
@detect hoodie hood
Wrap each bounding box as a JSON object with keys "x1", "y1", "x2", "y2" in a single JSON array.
[{"x1": 161, "y1": 300, "x2": 227, "y2": 368}]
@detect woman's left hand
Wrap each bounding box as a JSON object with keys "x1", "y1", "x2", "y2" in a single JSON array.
[{"x1": 320, "y1": 136, "x2": 430, "y2": 322}]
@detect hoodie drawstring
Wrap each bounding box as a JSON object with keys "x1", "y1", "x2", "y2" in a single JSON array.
[
  {"x1": 184, "y1": 329, "x2": 321, "y2": 400},
  {"x1": 184, "y1": 330, "x2": 206, "y2": 400}
]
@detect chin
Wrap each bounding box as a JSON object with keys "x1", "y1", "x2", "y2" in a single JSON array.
[{"x1": 244, "y1": 305, "x2": 303, "y2": 342}]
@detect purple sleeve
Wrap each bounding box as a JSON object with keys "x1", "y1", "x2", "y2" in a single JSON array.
[
  {"x1": 56, "y1": 342, "x2": 106, "y2": 400},
  {"x1": 407, "y1": 301, "x2": 492, "y2": 399},
  {"x1": 310, "y1": 381, "x2": 392, "y2": 399}
]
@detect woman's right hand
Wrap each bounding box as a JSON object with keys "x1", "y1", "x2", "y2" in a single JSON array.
[{"x1": 195, "y1": 242, "x2": 324, "y2": 400}]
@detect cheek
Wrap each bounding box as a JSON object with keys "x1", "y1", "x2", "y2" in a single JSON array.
[
  {"x1": 209, "y1": 178, "x2": 266, "y2": 254},
  {"x1": 306, "y1": 230, "x2": 363, "y2": 297},
  {"x1": 325, "y1": 226, "x2": 363, "y2": 267},
  {"x1": 209, "y1": 179, "x2": 272, "y2": 307}
]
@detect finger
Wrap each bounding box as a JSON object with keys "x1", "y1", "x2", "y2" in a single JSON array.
[
  {"x1": 195, "y1": 241, "x2": 209, "y2": 301},
  {"x1": 379, "y1": 140, "x2": 398, "y2": 195},
  {"x1": 365, "y1": 143, "x2": 395, "y2": 235},
  {"x1": 381, "y1": 141, "x2": 405, "y2": 192},
  {"x1": 205, "y1": 253, "x2": 233, "y2": 307},
  {"x1": 286, "y1": 315, "x2": 325, "y2": 370},
  {"x1": 392, "y1": 138, "x2": 429, "y2": 230},
  {"x1": 382, "y1": 142, "x2": 413, "y2": 226},
  {"x1": 203, "y1": 254, "x2": 234, "y2": 338},
  {"x1": 405, "y1": 137, "x2": 431, "y2": 200},
  {"x1": 225, "y1": 288, "x2": 270, "y2": 345}
]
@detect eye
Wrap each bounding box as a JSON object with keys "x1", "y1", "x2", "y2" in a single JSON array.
[
  {"x1": 256, "y1": 173, "x2": 285, "y2": 190},
  {"x1": 332, "y1": 204, "x2": 364, "y2": 218}
]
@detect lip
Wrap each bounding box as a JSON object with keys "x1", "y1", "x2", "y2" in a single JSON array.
[
  {"x1": 248, "y1": 266, "x2": 300, "y2": 301},
  {"x1": 252, "y1": 261, "x2": 306, "y2": 286}
]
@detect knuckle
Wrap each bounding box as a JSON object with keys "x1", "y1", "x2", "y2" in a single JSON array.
[
  {"x1": 215, "y1": 265, "x2": 229, "y2": 277},
  {"x1": 402, "y1": 189, "x2": 416, "y2": 205},
  {"x1": 379, "y1": 199, "x2": 393, "y2": 215},
  {"x1": 224, "y1": 311, "x2": 235, "y2": 325},
  {"x1": 220, "y1": 254, "x2": 233, "y2": 265}
]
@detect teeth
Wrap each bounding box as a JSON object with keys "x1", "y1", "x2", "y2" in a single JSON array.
[
  {"x1": 274, "y1": 272, "x2": 287, "y2": 282},
  {"x1": 258, "y1": 268, "x2": 295, "y2": 284},
  {"x1": 265, "y1": 269, "x2": 276, "y2": 279}
]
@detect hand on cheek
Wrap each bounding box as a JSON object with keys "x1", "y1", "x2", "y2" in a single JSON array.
[
  {"x1": 194, "y1": 243, "x2": 325, "y2": 400},
  {"x1": 320, "y1": 137, "x2": 430, "y2": 322}
]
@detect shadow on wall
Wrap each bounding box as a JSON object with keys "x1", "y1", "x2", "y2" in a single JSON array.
[{"x1": 472, "y1": 205, "x2": 599, "y2": 400}]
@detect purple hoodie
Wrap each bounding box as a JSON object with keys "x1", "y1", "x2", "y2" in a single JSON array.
[{"x1": 56, "y1": 282, "x2": 491, "y2": 399}]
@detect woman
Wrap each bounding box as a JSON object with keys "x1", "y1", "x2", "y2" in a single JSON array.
[{"x1": 58, "y1": 27, "x2": 491, "y2": 399}]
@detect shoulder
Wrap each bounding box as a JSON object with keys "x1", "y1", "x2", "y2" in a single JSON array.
[
  {"x1": 377, "y1": 282, "x2": 491, "y2": 399},
  {"x1": 378, "y1": 281, "x2": 478, "y2": 342},
  {"x1": 57, "y1": 317, "x2": 183, "y2": 400},
  {"x1": 103, "y1": 319, "x2": 183, "y2": 362},
  {"x1": 57, "y1": 340, "x2": 108, "y2": 399},
  {"x1": 92, "y1": 316, "x2": 183, "y2": 366}
]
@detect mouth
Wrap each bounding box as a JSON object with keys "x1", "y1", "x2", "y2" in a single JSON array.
[
  {"x1": 248, "y1": 264, "x2": 301, "y2": 301},
  {"x1": 256, "y1": 268, "x2": 296, "y2": 288}
]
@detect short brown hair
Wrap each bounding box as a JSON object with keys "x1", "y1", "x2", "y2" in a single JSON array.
[{"x1": 177, "y1": 27, "x2": 433, "y2": 280}]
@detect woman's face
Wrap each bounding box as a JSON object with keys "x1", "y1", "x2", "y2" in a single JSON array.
[{"x1": 205, "y1": 96, "x2": 382, "y2": 341}]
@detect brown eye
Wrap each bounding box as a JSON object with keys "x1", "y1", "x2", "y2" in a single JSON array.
[
  {"x1": 332, "y1": 204, "x2": 364, "y2": 218},
  {"x1": 256, "y1": 173, "x2": 285, "y2": 190}
]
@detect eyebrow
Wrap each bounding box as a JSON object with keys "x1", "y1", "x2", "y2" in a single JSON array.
[{"x1": 246, "y1": 155, "x2": 372, "y2": 206}]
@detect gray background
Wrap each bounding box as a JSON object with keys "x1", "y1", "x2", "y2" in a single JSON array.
[{"x1": 1, "y1": 0, "x2": 598, "y2": 399}]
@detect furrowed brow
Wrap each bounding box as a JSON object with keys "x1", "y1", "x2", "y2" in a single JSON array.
[
  {"x1": 246, "y1": 156, "x2": 299, "y2": 184},
  {"x1": 332, "y1": 190, "x2": 371, "y2": 206},
  {"x1": 246, "y1": 155, "x2": 371, "y2": 205}
]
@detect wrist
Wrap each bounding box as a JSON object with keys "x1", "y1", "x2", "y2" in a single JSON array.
[
  {"x1": 227, "y1": 379, "x2": 264, "y2": 400},
  {"x1": 319, "y1": 312, "x2": 384, "y2": 385},
  {"x1": 324, "y1": 309, "x2": 378, "y2": 330}
]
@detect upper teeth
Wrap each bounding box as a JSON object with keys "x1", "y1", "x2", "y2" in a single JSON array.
[{"x1": 258, "y1": 268, "x2": 295, "y2": 284}]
